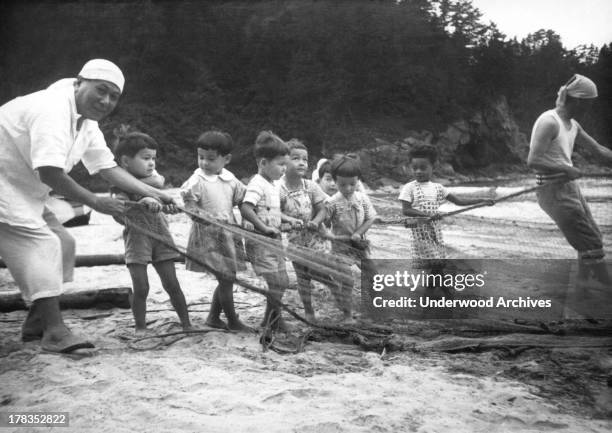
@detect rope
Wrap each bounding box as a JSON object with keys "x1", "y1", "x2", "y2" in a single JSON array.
[
  {"x1": 175, "y1": 205, "x2": 356, "y2": 284},
  {"x1": 578, "y1": 172, "x2": 612, "y2": 178},
  {"x1": 121, "y1": 217, "x2": 387, "y2": 337},
  {"x1": 376, "y1": 176, "x2": 571, "y2": 226},
  {"x1": 125, "y1": 200, "x2": 365, "y2": 272}
]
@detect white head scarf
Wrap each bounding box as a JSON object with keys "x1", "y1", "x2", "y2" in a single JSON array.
[
  {"x1": 556, "y1": 74, "x2": 597, "y2": 107},
  {"x1": 311, "y1": 158, "x2": 328, "y2": 182},
  {"x1": 78, "y1": 59, "x2": 125, "y2": 92}
]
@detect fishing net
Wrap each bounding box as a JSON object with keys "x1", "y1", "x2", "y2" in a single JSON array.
[
  {"x1": 373, "y1": 175, "x2": 612, "y2": 260},
  {"x1": 120, "y1": 174, "x2": 612, "y2": 345},
  {"x1": 122, "y1": 203, "x2": 367, "y2": 331}
]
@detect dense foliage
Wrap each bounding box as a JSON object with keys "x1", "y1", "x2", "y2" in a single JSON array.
[{"x1": 1, "y1": 0, "x2": 610, "y2": 184}]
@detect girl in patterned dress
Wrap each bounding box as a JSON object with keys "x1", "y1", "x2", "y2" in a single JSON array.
[
  {"x1": 180, "y1": 131, "x2": 251, "y2": 331},
  {"x1": 399, "y1": 144, "x2": 493, "y2": 280},
  {"x1": 325, "y1": 156, "x2": 378, "y2": 322},
  {"x1": 279, "y1": 139, "x2": 329, "y2": 322}
]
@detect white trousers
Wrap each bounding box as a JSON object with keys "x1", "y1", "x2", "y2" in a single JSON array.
[{"x1": 0, "y1": 208, "x2": 75, "y2": 303}]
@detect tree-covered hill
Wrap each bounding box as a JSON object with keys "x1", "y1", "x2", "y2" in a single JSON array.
[{"x1": 1, "y1": 0, "x2": 610, "y2": 186}]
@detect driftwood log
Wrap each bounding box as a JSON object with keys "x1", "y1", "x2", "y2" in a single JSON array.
[
  {"x1": 0, "y1": 254, "x2": 184, "y2": 268},
  {"x1": 413, "y1": 334, "x2": 612, "y2": 352},
  {"x1": 0, "y1": 287, "x2": 131, "y2": 312},
  {"x1": 346, "y1": 332, "x2": 612, "y2": 353}
]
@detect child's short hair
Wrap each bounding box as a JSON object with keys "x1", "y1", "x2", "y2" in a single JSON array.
[
  {"x1": 254, "y1": 130, "x2": 289, "y2": 160},
  {"x1": 317, "y1": 160, "x2": 332, "y2": 179},
  {"x1": 287, "y1": 138, "x2": 308, "y2": 153},
  {"x1": 409, "y1": 144, "x2": 438, "y2": 165},
  {"x1": 195, "y1": 130, "x2": 233, "y2": 156},
  {"x1": 330, "y1": 155, "x2": 361, "y2": 180},
  {"x1": 113, "y1": 125, "x2": 158, "y2": 160}
]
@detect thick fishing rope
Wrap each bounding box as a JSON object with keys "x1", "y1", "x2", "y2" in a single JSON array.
[
  {"x1": 177, "y1": 205, "x2": 359, "y2": 285},
  {"x1": 375, "y1": 175, "x2": 595, "y2": 226},
  {"x1": 124, "y1": 199, "x2": 364, "y2": 280}
]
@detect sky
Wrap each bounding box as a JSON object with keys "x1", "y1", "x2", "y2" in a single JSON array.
[{"x1": 469, "y1": 0, "x2": 612, "y2": 49}]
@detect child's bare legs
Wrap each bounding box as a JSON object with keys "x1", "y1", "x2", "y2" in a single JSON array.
[
  {"x1": 210, "y1": 273, "x2": 253, "y2": 332},
  {"x1": 331, "y1": 263, "x2": 353, "y2": 322},
  {"x1": 293, "y1": 262, "x2": 315, "y2": 322},
  {"x1": 206, "y1": 285, "x2": 227, "y2": 329},
  {"x1": 127, "y1": 264, "x2": 150, "y2": 331},
  {"x1": 359, "y1": 257, "x2": 379, "y2": 322},
  {"x1": 339, "y1": 280, "x2": 354, "y2": 323},
  {"x1": 152, "y1": 260, "x2": 192, "y2": 330},
  {"x1": 260, "y1": 270, "x2": 290, "y2": 331}
]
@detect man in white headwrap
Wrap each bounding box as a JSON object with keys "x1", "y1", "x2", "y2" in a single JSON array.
[
  {"x1": 0, "y1": 59, "x2": 175, "y2": 353},
  {"x1": 528, "y1": 74, "x2": 612, "y2": 290}
]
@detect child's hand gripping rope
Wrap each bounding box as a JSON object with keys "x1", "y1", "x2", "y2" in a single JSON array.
[
  {"x1": 407, "y1": 198, "x2": 494, "y2": 225},
  {"x1": 125, "y1": 198, "x2": 174, "y2": 214},
  {"x1": 138, "y1": 197, "x2": 162, "y2": 212},
  {"x1": 162, "y1": 203, "x2": 179, "y2": 214},
  {"x1": 350, "y1": 237, "x2": 371, "y2": 251},
  {"x1": 330, "y1": 233, "x2": 371, "y2": 251},
  {"x1": 263, "y1": 226, "x2": 282, "y2": 238}
]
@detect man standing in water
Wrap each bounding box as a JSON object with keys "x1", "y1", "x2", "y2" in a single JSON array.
[
  {"x1": 0, "y1": 59, "x2": 175, "y2": 353},
  {"x1": 528, "y1": 74, "x2": 612, "y2": 290}
]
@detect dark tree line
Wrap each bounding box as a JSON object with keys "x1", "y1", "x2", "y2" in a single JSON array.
[{"x1": 1, "y1": 0, "x2": 610, "y2": 183}]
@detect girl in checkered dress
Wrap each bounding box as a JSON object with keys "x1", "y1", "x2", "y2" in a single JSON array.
[{"x1": 399, "y1": 145, "x2": 493, "y2": 265}]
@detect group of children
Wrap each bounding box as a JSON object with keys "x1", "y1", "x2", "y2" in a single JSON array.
[{"x1": 111, "y1": 127, "x2": 490, "y2": 334}]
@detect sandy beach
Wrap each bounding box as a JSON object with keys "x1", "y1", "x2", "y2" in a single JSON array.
[{"x1": 1, "y1": 180, "x2": 611, "y2": 432}]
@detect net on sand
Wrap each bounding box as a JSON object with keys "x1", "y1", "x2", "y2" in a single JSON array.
[{"x1": 121, "y1": 174, "x2": 611, "y2": 332}]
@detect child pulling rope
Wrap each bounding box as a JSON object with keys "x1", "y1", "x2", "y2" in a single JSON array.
[{"x1": 376, "y1": 173, "x2": 612, "y2": 227}]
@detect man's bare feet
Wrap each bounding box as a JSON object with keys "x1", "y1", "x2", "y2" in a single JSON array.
[
  {"x1": 41, "y1": 326, "x2": 94, "y2": 353},
  {"x1": 21, "y1": 308, "x2": 43, "y2": 341}
]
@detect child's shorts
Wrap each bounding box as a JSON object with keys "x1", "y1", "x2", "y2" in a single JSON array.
[
  {"x1": 246, "y1": 237, "x2": 286, "y2": 275},
  {"x1": 123, "y1": 216, "x2": 180, "y2": 265}
]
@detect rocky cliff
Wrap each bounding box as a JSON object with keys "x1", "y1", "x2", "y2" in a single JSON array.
[{"x1": 359, "y1": 97, "x2": 530, "y2": 186}]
